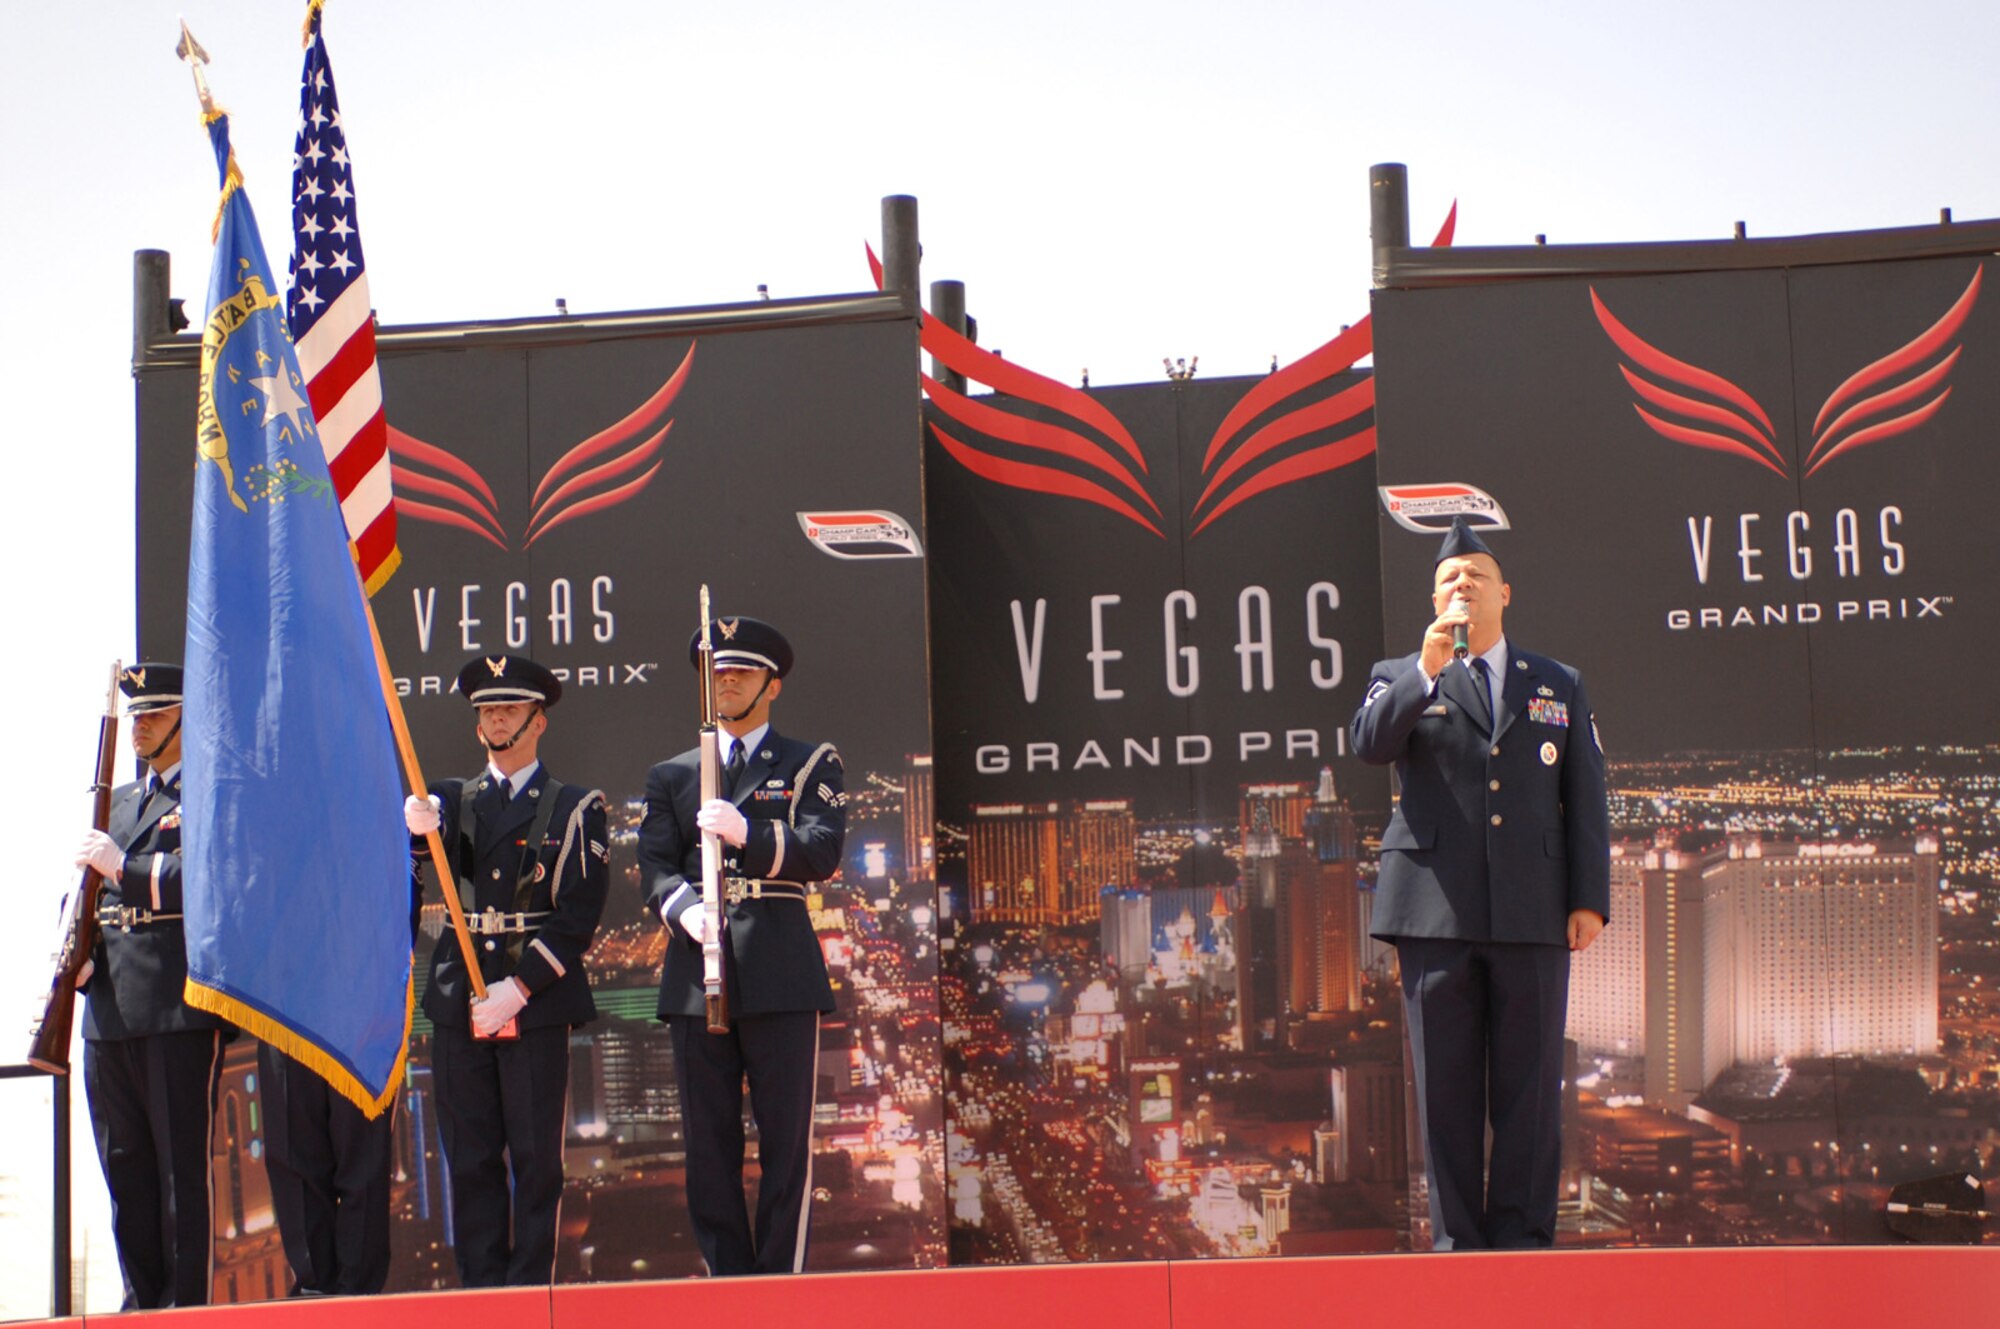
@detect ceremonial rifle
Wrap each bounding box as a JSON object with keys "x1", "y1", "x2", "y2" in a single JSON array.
[
  {"x1": 697, "y1": 586, "x2": 730, "y2": 1033},
  {"x1": 28, "y1": 661, "x2": 122, "y2": 1075}
]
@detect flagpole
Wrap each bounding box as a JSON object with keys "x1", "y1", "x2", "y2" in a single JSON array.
[{"x1": 356, "y1": 564, "x2": 490, "y2": 1002}]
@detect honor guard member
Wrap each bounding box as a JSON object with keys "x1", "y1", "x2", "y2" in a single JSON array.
[
  {"x1": 75, "y1": 663, "x2": 231, "y2": 1309},
  {"x1": 1351, "y1": 518, "x2": 1610, "y2": 1250},
  {"x1": 637, "y1": 616, "x2": 845, "y2": 1276},
  {"x1": 403, "y1": 655, "x2": 610, "y2": 1287},
  {"x1": 258, "y1": 871, "x2": 423, "y2": 1294}
]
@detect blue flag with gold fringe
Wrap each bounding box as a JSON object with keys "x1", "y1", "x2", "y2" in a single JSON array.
[{"x1": 181, "y1": 110, "x2": 410, "y2": 1115}]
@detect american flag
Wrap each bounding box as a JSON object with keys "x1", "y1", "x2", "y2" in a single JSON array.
[{"x1": 286, "y1": 0, "x2": 399, "y2": 594}]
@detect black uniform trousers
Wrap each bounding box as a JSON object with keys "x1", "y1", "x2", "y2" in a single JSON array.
[
  {"x1": 1398, "y1": 936, "x2": 1570, "y2": 1250},
  {"x1": 83, "y1": 1029, "x2": 224, "y2": 1309},
  {"x1": 256, "y1": 1042, "x2": 394, "y2": 1295},
  {"x1": 431, "y1": 1022, "x2": 571, "y2": 1286},
  {"x1": 669, "y1": 1010, "x2": 820, "y2": 1276}
]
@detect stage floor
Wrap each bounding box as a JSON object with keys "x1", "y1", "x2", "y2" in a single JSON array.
[{"x1": 31, "y1": 1245, "x2": 1996, "y2": 1327}]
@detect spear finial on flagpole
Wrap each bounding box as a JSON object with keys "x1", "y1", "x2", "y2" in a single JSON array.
[{"x1": 175, "y1": 18, "x2": 216, "y2": 117}]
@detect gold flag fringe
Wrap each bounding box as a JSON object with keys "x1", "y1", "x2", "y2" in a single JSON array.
[{"x1": 183, "y1": 966, "x2": 413, "y2": 1119}]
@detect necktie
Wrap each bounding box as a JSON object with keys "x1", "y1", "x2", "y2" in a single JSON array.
[
  {"x1": 723, "y1": 741, "x2": 747, "y2": 795},
  {"x1": 1469, "y1": 657, "x2": 1494, "y2": 728}
]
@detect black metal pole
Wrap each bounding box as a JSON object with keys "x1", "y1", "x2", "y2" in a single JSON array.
[
  {"x1": 0, "y1": 1063, "x2": 73, "y2": 1315},
  {"x1": 880, "y1": 196, "x2": 920, "y2": 307},
  {"x1": 133, "y1": 249, "x2": 173, "y2": 372},
  {"x1": 929, "y1": 279, "x2": 966, "y2": 393},
  {"x1": 52, "y1": 1072, "x2": 70, "y2": 1317},
  {"x1": 1369, "y1": 163, "x2": 1410, "y2": 289}
]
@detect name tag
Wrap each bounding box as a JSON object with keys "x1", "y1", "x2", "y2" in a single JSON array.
[{"x1": 1528, "y1": 697, "x2": 1570, "y2": 727}]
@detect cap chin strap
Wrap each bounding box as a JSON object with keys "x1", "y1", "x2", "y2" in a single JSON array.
[
  {"x1": 141, "y1": 715, "x2": 182, "y2": 763},
  {"x1": 479, "y1": 706, "x2": 543, "y2": 753},
  {"x1": 719, "y1": 674, "x2": 774, "y2": 725}
]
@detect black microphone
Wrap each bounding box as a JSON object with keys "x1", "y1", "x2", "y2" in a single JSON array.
[{"x1": 1450, "y1": 594, "x2": 1470, "y2": 660}]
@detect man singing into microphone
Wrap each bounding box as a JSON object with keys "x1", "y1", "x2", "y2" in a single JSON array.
[
  {"x1": 1350, "y1": 517, "x2": 1609, "y2": 1250},
  {"x1": 403, "y1": 655, "x2": 609, "y2": 1286}
]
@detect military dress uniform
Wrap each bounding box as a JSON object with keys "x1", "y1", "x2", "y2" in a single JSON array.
[
  {"x1": 416, "y1": 656, "x2": 610, "y2": 1287},
  {"x1": 81, "y1": 664, "x2": 230, "y2": 1309},
  {"x1": 1350, "y1": 520, "x2": 1610, "y2": 1250},
  {"x1": 257, "y1": 879, "x2": 421, "y2": 1294},
  {"x1": 636, "y1": 617, "x2": 845, "y2": 1276}
]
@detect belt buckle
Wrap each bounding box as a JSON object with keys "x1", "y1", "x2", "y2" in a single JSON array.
[{"x1": 475, "y1": 906, "x2": 502, "y2": 935}]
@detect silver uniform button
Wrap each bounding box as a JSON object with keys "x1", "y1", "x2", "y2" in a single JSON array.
[
  {"x1": 1489, "y1": 780, "x2": 1501, "y2": 792},
  {"x1": 1490, "y1": 814, "x2": 1503, "y2": 826},
  {"x1": 483, "y1": 939, "x2": 497, "y2": 952},
  {"x1": 491, "y1": 868, "x2": 501, "y2": 879},
  {"x1": 1490, "y1": 746, "x2": 1501, "y2": 757}
]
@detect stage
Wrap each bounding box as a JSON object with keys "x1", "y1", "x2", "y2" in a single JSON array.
[{"x1": 29, "y1": 1247, "x2": 1994, "y2": 1327}]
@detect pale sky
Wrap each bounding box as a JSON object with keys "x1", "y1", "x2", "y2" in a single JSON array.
[{"x1": 3, "y1": 0, "x2": 1997, "y2": 1313}]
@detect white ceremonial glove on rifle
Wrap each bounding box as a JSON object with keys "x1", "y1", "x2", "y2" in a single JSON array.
[
  {"x1": 695, "y1": 799, "x2": 748, "y2": 848},
  {"x1": 76, "y1": 830, "x2": 125, "y2": 880},
  {"x1": 405, "y1": 794, "x2": 442, "y2": 835},
  {"x1": 671, "y1": 899, "x2": 715, "y2": 944},
  {"x1": 471, "y1": 976, "x2": 528, "y2": 1037}
]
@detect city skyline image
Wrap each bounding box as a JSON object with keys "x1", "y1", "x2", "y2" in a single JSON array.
[{"x1": 937, "y1": 743, "x2": 2000, "y2": 1258}]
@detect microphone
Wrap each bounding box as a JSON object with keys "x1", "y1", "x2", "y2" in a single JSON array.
[{"x1": 1450, "y1": 594, "x2": 1470, "y2": 660}]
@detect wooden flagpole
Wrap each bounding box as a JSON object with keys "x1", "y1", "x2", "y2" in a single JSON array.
[{"x1": 356, "y1": 565, "x2": 487, "y2": 1001}]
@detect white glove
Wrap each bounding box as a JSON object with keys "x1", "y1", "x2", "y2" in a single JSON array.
[
  {"x1": 471, "y1": 976, "x2": 528, "y2": 1036},
  {"x1": 405, "y1": 794, "x2": 442, "y2": 835},
  {"x1": 674, "y1": 900, "x2": 712, "y2": 944},
  {"x1": 77, "y1": 830, "x2": 125, "y2": 880},
  {"x1": 696, "y1": 798, "x2": 749, "y2": 848}
]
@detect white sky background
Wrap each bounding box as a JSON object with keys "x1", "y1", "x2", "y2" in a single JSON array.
[{"x1": 2, "y1": 0, "x2": 1998, "y2": 1313}]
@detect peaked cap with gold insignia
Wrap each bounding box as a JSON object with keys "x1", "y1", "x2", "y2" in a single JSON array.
[
  {"x1": 687, "y1": 615, "x2": 793, "y2": 678},
  {"x1": 454, "y1": 654, "x2": 563, "y2": 707},
  {"x1": 119, "y1": 661, "x2": 185, "y2": 714}
]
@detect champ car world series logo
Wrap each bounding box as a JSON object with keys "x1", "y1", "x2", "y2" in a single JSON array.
[
  {"x1": 1592, "y1": 266, "x2": 1982, "y2": 477},
  {"x1": 1377, "y1": 482, "x2": 1511, "y2": 534},
  {"x1": 796, "y1": 510, "x2": 924, "y2": 559}
]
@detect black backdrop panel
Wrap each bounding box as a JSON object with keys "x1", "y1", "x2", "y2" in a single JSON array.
[
  {"x1": 927, "y1": 372, "x2": 1405, "y2": 1263},
  {"x1": 136, "y1": 310, "x2": 942, "y2": 1293},
  {"x1": 1371, "y1": 254, "x2": 1994, "y2": 1247}
]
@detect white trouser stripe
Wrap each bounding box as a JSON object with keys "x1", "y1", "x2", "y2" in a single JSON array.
[{"x1": 793, "y1": 1012, "x2": 821, "y2": 1273}]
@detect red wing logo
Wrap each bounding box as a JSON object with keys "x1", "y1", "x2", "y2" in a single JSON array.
[
  {"x1": 1593, "y1": 266, "x2": 1980, "y2": 478},
  {"x1": 385, "y1": 343, "x2": 693, "y2": 550},
  {"x1": 868, "y1": 203, "x2": 1458, "y2": 539}
]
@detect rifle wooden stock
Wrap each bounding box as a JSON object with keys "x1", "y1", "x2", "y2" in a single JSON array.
[
  {"x1": 698, "y1": 585, "x2": 729, "y2": 1033},
  {"x1": 29, "y1": 661, "x2": 122, "y2": 1075}
]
